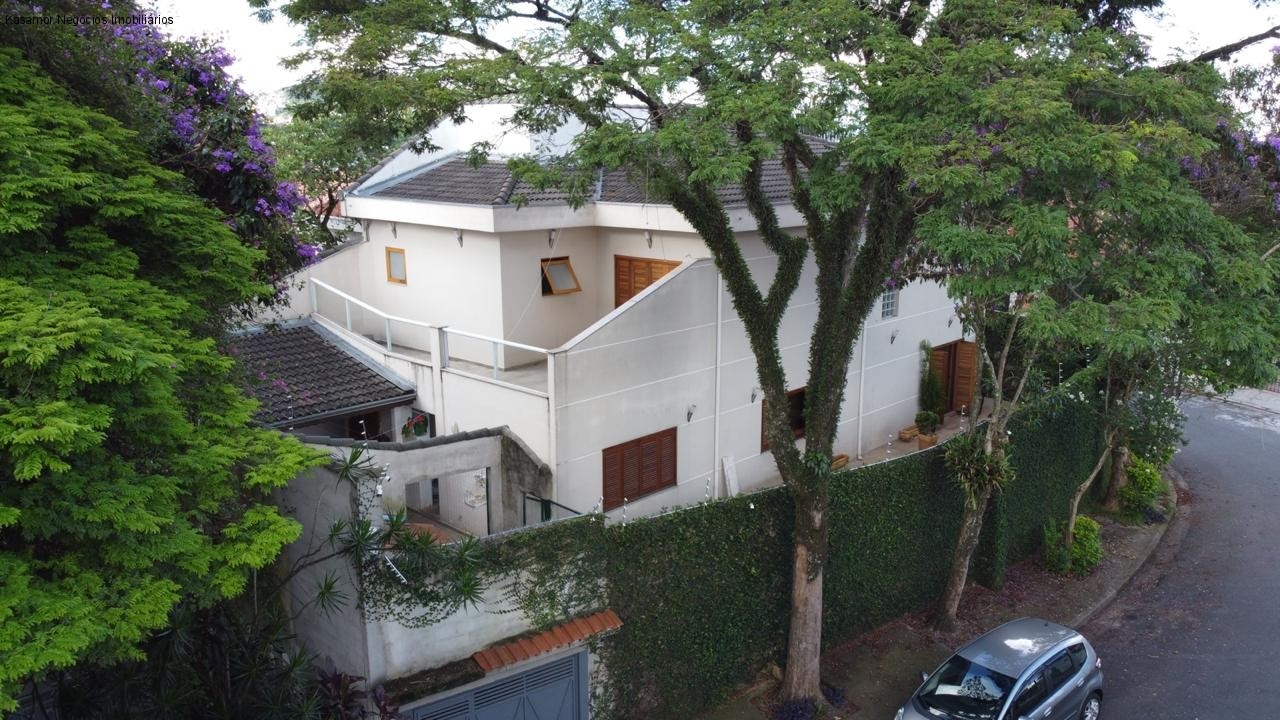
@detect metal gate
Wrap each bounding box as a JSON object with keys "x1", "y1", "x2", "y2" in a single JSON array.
[{"x1": 411, "y1": 653, "x2": 587, "y2": 720}]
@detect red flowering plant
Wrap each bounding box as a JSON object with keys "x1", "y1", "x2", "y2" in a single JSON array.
[{"x1": 401, "y1": 413, "x2": 430, "y2": 440}]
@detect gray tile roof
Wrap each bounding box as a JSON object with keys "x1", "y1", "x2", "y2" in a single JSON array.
[
  {"x1": 227, "y1": 321, "x2": 416, "y2": 428},
  {"x1": 366, "y1": 137, "x2": 834, "y2": 208}
]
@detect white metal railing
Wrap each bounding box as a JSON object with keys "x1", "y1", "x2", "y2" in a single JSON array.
[{"x1": 309, "y1": 278, "x2": 551, "y2": 385}]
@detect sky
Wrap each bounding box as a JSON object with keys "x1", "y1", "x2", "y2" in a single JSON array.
[{"x1": 151, "y1": 0, "x2": 1278, "y2": 113}]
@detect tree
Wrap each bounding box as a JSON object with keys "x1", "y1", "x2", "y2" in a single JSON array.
[
  {"x1": 0, "y1": 30, "x2": 322, "y2": 716},
  {"x1": 266, "y1": 108, "x2": 398, "y2": 243},
  {"x1": 263, "y1": 0, "x2": 1280, "y2": 702},
  {"x1": 885, "y1": 4, "x2": 1280, "y2": 625}
]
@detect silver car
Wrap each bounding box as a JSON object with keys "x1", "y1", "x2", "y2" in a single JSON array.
[{"x1": 895, "y1": 618, "x2": 1103, "y2": 720}]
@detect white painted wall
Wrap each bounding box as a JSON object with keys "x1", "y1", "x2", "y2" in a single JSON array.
[
  {"x1": 550, "y1": 258, "x2": 965, "y2": 518},
  {"x1": 499, "y1": 228, "x2": 601, "y2": 364},
  {"x1": 440, "y1": 371, "x2": 550, "y2": 462}
]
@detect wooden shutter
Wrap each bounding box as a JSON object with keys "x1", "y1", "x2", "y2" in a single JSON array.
[
  {"x1": 931, "y1": 346, "x2": 952, "y2": 412},
  {"x1": 952, "y1": 340, "x2": 978, "y2": 413},
  {"x1": 614, "y1": 255, "x2": 681, "y2": 307},
  {"x1": 602, "y1": 427, "x2": 677, "y2": 510}
]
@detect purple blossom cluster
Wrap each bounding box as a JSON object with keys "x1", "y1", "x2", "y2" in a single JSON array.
[{"x1": 77, "y1": 11, "x2": 314, "y2": 274}]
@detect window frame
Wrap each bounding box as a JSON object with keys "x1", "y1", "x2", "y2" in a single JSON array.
[
  {"x1": 880, "y1": 288, "x2": 899, "y2": 318},
  {"x1": 541, "y1": 256, "x2": 582, "y2": 296},
  {"x1": 761, "y1": 387, "x2": 807, "y2": 452},
  {"x1": 385, "y1": 246, "x2": 407, "y2": 285}
]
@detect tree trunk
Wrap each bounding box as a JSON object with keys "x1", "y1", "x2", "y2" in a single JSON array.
[
  {"x1": 931, "y1": 484, "x2": 993, "y2": 631},
  {"x1": 780, "y1": 538, "x2": 825, "y2": 701},
  {"x1": 1064, "y1": 441, "x2": 1112, "y2": 547},
  {"x1": 1102, "y1": 444, "x2": 1131, "y2": 512}
]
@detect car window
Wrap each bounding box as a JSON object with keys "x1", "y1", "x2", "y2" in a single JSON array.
[
  {"x1": 1045, "y1": 651, "x2": 1076, "y2": 691},
  {"x1": 917, "y1": 655, "x2": 1016, "y2": 720},
  {"x1": 1010, "y1": 671, "x2": 1048, "y2": 717},
  {"x1": 1067, "y1": 642, "x2": 1088, "y2": 670}
]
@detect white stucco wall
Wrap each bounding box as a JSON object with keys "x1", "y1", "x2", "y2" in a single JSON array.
[
  {"x1": 550, "y1": 256, "x2": 965, "y2": 519},
  {"x1": 499, "y1": 227, "x2": 601, "y2": 363}
]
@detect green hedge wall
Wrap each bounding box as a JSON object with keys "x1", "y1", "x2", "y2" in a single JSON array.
[
  {"x1": 483, "y1": 399, "x2": 1100, "y2": 720},
  {"x1": 823, "y1": 449, "x2": 965, "y2": 643}
]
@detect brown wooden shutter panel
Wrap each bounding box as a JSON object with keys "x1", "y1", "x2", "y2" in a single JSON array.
[
  {"x1": 603, "y1": 446, "x2": 623, "y2": 511},
  {"x1": 613, "y1": 256, "x2": 681, "y2": 307},
  {"x1": 601, "y1": 427, "x2": 677, "y2": 510},
  {"x1": 952, "y1": 340, "x2": 978, "y2": 412}
]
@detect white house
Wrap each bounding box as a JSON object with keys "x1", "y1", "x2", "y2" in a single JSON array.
[{"x1": 259, "y1": 106, "x2": 979, "y2": 717}]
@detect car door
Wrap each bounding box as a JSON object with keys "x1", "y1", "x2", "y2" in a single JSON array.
[
  {"x1": 1005, "y1": 669, "x2": 1049, "y2": 720},
  {"x1": 1034, "y1": 649, "x2": 1085, "y2": 720}
]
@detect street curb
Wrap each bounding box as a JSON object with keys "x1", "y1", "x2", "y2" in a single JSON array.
[{"x1": 1068, "y1": 468, "x2": 1181, "y2": 628}]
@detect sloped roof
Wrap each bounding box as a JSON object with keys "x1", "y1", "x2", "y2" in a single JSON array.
[
  {"x1": 227, "y1": 321, "x2": 416, "y2": 429},
  {"x1": 471, "y1": 609, "x2": 623, "y2": 673},
  {"x1": 365, "y1": 137, "x2": 832, "y2": 208}
]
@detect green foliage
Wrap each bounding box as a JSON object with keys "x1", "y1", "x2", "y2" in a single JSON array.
[
  {"x1": 1070, "y1": 516, "x2": 1104, "y2": 575},
  {"x1": 974, "y1": 401, "x2": 1106, "y2": 588},
  {"x1": 914, "y1": 410, "x2": 942, "y2": 436},
  {"x1": 1041, "y1": 520, "x2": 1072, "y2": 574},
  {"x1": 945, "y1": 432, "x2": 1012, "y2": 509},
  {"x1": 919, "y1": 343, "x2": 947, "y2": 417},
  {"x1": 1119, "y1": 456, "x2": 1166, "y2": 514},
  {"x1": 0, "y1": 51, "x2": 324, "y2": 710}
]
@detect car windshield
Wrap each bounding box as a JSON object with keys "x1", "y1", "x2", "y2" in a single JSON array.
[{"x1": 917, "y1": 655, "x2": 1016, "y2": 720}]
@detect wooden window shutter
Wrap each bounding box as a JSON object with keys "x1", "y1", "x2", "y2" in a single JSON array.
[
  {"x1": 952, "y1": 340, "x2": 978, "y2": 413},
  {"x1": 602, "y1": 427, "x2": 677, "y2": 510},
  {"x1": 614, "y1": 255, "x2": 681, "y2": 307}
]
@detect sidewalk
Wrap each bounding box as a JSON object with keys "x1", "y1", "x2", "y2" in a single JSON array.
[
  {"x1": 701, "y1": 487, "x2": 1176, "y2": 720},
  {"x1": 1224, "y1": 387, "x2": 1280, "y2": 415}
]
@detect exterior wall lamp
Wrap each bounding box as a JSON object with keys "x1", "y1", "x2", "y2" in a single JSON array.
[
  {"x1": 644, "y1": 230, "x2": 653, "y2": 248},
  {"x1": 890, "y1": 329, "x2": 899, "y2": 344},
  {"x1": 455, "y1": 228, "x2": 464, "y2": 247}
]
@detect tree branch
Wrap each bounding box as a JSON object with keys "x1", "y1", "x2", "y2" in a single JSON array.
[{"x1": 1171, "y1": 24, "x2": 1280, "y2": 66}]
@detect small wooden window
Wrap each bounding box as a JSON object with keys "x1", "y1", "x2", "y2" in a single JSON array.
[
  {"x1": 602, "y1": 427, "x2": 677, "y2": 511},
  {"x1": 386, "y1": 247, "x2": 407, "y2": 284},
  {"x1": 541, "y1": 257, "x2": 582, "y2": 295},
  {"x1": 761, "y1": 387, "x2": 807, "y2": 452}
]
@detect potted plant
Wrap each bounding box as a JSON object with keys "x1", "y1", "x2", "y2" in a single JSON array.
[
  {"x1": 400, "y1": 413, "x2": 431, "y2": 440},
  {"x1": 915, "y1": 410, "x2": 941, "y2": 449}
]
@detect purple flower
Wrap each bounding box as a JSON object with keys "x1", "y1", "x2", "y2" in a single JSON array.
[
  {"x1": 244, "y1": 161, "x2": 262, "y2": 174},
  {"x1": 1268, "y1": 136, "x2": 1280, "y2": 155},
  {"x1": 297, "y1": 244, "x2": 320, "y2": 260},
  {"x1": 214, "y1": 161, "x2": 232, "y2": 173},
  {"x1": 101, "y1": 0, "x2": 110, "y2": 7},
  {"x1": 150, "y1": 78, "x2": 169, "y2": 92},
  {"x1": 257, "y1": 371, "x2": 268, "y2": 381},
  {"x1": 172, "y1": 107, "x2": 198, "y2": 142},
  {"x1": 198, "y1": 70, "x2": 212, "y2": 85},
  {"x1": 1248, "y1": 155, "x2": 1259, "y2": 169},
  {"x1": 32, "y1": 5, "x2": 42, "y2": 11},
  {"x1": 255, "y1": 198, "x2": 272, "y2": 216},
  {"x1": 990, "y1": 144, "x2": 1003, "y2": 156},
  {"x1": 272, "y1": 378, "x2": 289, "y2": 391},
  {"x1": 1272, "y1": 44, "x2": 1280, "y2": 55},
  {"x1": 212, "y1": 148, "x2": 235, "y2": 160}
]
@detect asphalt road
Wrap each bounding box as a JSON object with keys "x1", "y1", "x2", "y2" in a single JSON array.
[{"x1": 1083, "y1": 397, "x2": 1280, "y2": 718}]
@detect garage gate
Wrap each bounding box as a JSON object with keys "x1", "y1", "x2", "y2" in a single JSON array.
[{"x1": 411, "y1": 653, "x2": 587, "y2": 720}]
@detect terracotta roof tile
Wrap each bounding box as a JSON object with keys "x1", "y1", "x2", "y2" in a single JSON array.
[{"x1": 469, "y1": 610, "x2": 624, "y2": 674}]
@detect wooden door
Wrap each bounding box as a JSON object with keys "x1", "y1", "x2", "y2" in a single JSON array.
[
  {"x1": 614, "y1": 255, "x2": 681, "y2": 307},
  {"x1": 931, "y1": 346, "x2": 953, "y2": 412},
  {"x1": 951, "y1": 340, "x2": 978, "y2": 414}
]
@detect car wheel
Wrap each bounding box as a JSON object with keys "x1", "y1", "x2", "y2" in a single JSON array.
[{"x1": 1079, "y1": 693, "x2": 1101, "y2": 720}]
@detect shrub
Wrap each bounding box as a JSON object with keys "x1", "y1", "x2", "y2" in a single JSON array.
[
  {"x1": 1119, "y1": 457, "x2": 1165, "y2": 514},
  {"x1": 773, "y1": 698, "x2": 817, "y2": 720},
  {"x1": 1042, "y1": 519, "x2": 1071, "y2": 574},
  {"x1": 1069, "y1": 516, "x2": 1104, "y2": 575},
  {"x1": 915, "y1": 410, "x2": 942, "y2": 436},
  {"x1": 821, "y1": 682, "x2": 848, "y2": 709}
]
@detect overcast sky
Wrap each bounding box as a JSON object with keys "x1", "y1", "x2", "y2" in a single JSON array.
[{"x1": 151, "y1": 0, "x2": 1278, "y2": 110}]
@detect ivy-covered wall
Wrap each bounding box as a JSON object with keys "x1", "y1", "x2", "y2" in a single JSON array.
[{"x1": 474, "y1": 399, "x2": 1101, "y2": 719}]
